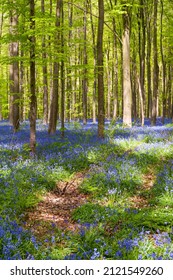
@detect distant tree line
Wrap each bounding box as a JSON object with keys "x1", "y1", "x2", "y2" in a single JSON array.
[{"x1": 0, "y1": 0, "x2": 173, "y2": 152}]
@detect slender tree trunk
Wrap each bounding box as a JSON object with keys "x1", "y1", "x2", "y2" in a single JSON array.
[
  {"x1": 109, "y1": 0, "x2": 119, "y2": 121},
  {"x1": 132, "y1": 51, "x2": 137, "y2": 122},
  {"x1": 66, "y1": 1, "x2": 73, "y2": 122},
  {"x1": 146, "y1": 15, "x2": 152, "y2": 119},
  {"x1": 137, "y1": 75, "x2": 144, "y2": 126},
  {"x1": 78, "y1": 44, "x2": 82, "y2": 120},
  {"x1": 41, "y1": 0, "x2": 48, "y2": 125},
  {"x1": 160, "y1": 0, "x2": 166, "y2": 124},
  {"x1": 19, "y1": 47, "x2": 25, "y2": 122},
  {"x1": 138, "y1": 0, "x2": 146, "y2": 116},
  {"x1": 112, "y1": 19, "x2": 119, "y2": 120},
  {"x1": 152, "y1": 0, "x2": 159, "y2": 125},
  {"x1": 48, "y1": 0, "x2": 62, "y2": 134},
  {"x1": 106, "y1": 47, "x2": 111, "y2": 120},
  {"x1": 122, "y1": 3, "x2": 132, "y2": 127},
  {"x1": 89, "y1": 0, "x2": 97, "y2": 123},
  {"x1": 0, "y1": 12, "x2": 3, "y2": 120},
  {"x1": 82, "y1": 1, "x2": 88, "y2": 125},
  {"x1": 48, "y1": 0, "x2": 53, "y2": 123},
  {"x1": 9, "y1": 4, "x2": 20, "y2": 132},
  {"x1": 66, "y1": 65, "x2": 71, "y2": 122},
  {"x1": 97, "y1": 0, "x2": 104, "y2": 138},
  {"x1": 29, "y1": 0, "x2": 37, "y2": 154},
  {"x1": 61, "y1": 0, "x2": 65, "y2": 138},
  {"x1": 167, "y1": 63, "x2": 172, "y2": 119}
]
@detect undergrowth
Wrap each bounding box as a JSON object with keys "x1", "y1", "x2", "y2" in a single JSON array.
[{"x1": 0, "y1": 119, "x2": 173, "y2": 260}]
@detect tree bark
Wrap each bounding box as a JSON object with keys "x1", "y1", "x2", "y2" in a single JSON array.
[
  {"x1": 66, "y1": 1, "x2": 73, "y2": 122},
  {"x1": 160, "y1": 0, "x2": 166, "y2": 124},
  {"x1": 138, "y1": 0, "x2": 146, "y2": 115},
  {"x1": 152, "y1": 0, "x2": 159, "y2": 125},
  {"x1": 106, "y1": 46, "x2": 111, "y2": 120},
  {"x1": 48, "y1": 0, "x2": 62, "y2": 134},
  {"x1": 41, "y1": 0, "x2": 48, "y2": 125},
  {"x1": 109, "y1": 0, "x2": 119, "y2": 121},
  {"x1": 29, "y1": 0, "x2": 37, "y2": 154},
  {"x1": 61, "y1": 0, "x2": 65, "y2": 138},
  {"x1": 89, "y1": 0, "x2": 97, "y2": 123},
  {"x1": 82, "y1": 0, "x2": 88, "y2": 125},
  {"x1": 0, "y1": 12, "x2": 3, "y2": 120},
  {"x1": 138, "y1": 75, "x2": 144, "y2": 126},
  {"x1": 122, "y1": 3, "x2": 132, "y2": 127},
  {"x1": 112, "y1": 17, "x2": 119, "y2": 120},
  {"x1": 146, "y1": 8, "x2": 152, "y2": 119},
  {"x1": 97, "y1": 0, "x2": 104, "y2": 138},
  {"x1": 9, "y1": 3, "x2": 20, "y2": 132}
]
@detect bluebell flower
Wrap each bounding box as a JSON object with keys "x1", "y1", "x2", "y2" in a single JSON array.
[
  {"x1": 90, "y1": 248, "x2": 100, "y2": 260},
  {"x1": 115, "y1": 250, "x2": 122, "y2": 258}
]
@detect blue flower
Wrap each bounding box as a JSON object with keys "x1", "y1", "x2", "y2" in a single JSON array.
[{"x1": 90, "y1": 248, "x2": 100, "y2": 260}]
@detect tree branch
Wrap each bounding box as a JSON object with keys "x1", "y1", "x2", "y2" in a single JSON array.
[{"x1": 65, "y1": 1, "x2": 122, "y2": 44}]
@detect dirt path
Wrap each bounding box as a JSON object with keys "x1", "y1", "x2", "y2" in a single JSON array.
[
  {"x1": 24, "y1": 171, "x2": 88, "y2": 236},
  {"x1": 24, "y1": 167, "x2": 156, "y2": 239},
  {"x1": 130, "y1": 171, "x2": 156, "y2": 209}
]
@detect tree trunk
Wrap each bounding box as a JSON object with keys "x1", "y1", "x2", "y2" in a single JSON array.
[
  {"x1": 0, "y1": 12, "x2": 3, "y2": 120},
  {"x1": 109, "y1": 0, "x2": 119, "y2": 121},
  {"x1": 19, "y1": 47, "x2": 25, "y2": 122},
  {"x1": 138, "y1": 0, "x2": 146, "y2": 116},
  {"x1": 106, "y1": 47, "x2": 111, "y2": 120},
  {"x1": 61, "y1": 0, "x2": 65, "y2": 138},
  {"x1": 160, "y1": 0, "x2": 166, "y2": 124},
  {"x1": 89, "y1": 0, "x2": 97, "y2": 123},
  {"x1": 97, "y1": 0, "x2": 104, "y2": 138},
  {"x1": 122, "y1": 3, "x2": 132, "y2": 127},
  {"x1": 48, "y1": 0, "x2": 53, "y2": 124},
  {"x1": 66, "y1": 2, "x2": 73, "y2": 122},
  {"x1": 167, "y1": 63, "x2": 172, "y2": 119},
  {"x1": 48, "y1": 0, "x2": 62, "y2": 134},
  {"x1": 132, "y1": 51, "x2": 137, "y2": 122},
  {"x1": 82, "y1": 0, "x2": 88, "y2": 125},
  {"x1": 29, "y1": 0, "x2": 37, "y2": 154},
  {"x1": 41, "y1": 0, "x2": 48, "y2": 125},
  {"x1": 9, "y1": 4, "x2": 20, "y2": 132},
  {"x1": 137, "y1": 76, "x2": 144, "y2": 126},
  {"x1": 112, "y1": 18, "x2": 119, "y2": 121},
  {"x1": 152, "y1": 0, "x2": 159, "y2": 125},
  {"x1": 146, "y1": 10, "x2": 152, "y2": 119}
]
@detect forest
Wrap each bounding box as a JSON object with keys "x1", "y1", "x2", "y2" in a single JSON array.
[{"x1": 0, "y1": 0, "x2": 173, "y2": 260}]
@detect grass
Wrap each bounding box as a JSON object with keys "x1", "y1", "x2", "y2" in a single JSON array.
[{"x1": 0, "y1": 118, "x2": 173, "y2": 260}]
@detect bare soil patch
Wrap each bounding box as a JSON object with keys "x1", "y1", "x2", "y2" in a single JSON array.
[
  {"x1": 130, "y1": 172, "x2": 156, "y2": 209},
  {"x1": 24, "y1": 171, "x2": 88, "y2": 236}
]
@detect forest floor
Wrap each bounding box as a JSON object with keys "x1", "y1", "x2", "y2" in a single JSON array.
[
  {"x1": 0, "y1": 119, "x2": 173, "y2": 260},
  {"x1": 24, "y1": 171, "x2": 89, "y2": 235},
  {"x1": 129, "y1": 171, "x2": 156, "y2": 209},
  {"x1": 25, "y1": 169, "x2": 155, "y2": 238}
]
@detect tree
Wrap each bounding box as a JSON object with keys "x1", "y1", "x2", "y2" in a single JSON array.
[
  {"x1": 48, "y1": 0, "x2": 62, "y2": 134},
  {"x1": 88, "y1": 0, "x2": 97, "y2": 123},
  {"x1": 160, "y1": 0, "x2": 166, "y2": 124},
  {"x1": 122, "y1": 2, "x2": 132, "y2": 127},
  {"x1": 0, "y1": 6, "x2": 3, "y2": 120},
  {"x1": 151, "y1": 0, "x2": 159, "y2": 125},
  {"x1": 41, "y1": 0, "x2": 48, "y2": 125},
  {"x1": 1, "y1": 0, "x2": 173, "y2": 129},
  {"x1": 60, "y1": 0, "x2": 65, "y2": 138},
  {"x1": 9, "y1": 1, "x2": 20, "y2": 132},
  {"x1": 82, "y1": 0, "x2": 88, "y2": 125},
  {"x1": 110, "y1": 0, "x2": 119, "y2": 121},
  {"x1": 29, "y1": 0, "x2": 37, "y2": 154},
  {"x1": 146, "y1": 0, "x2": 152, "y2": 119},
  {"x1": 138, "y1": 0, "x2": 145, "y2": 125},
  {"x1": 97, "y1": 0, "x2": 105, "y2": 138}
]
